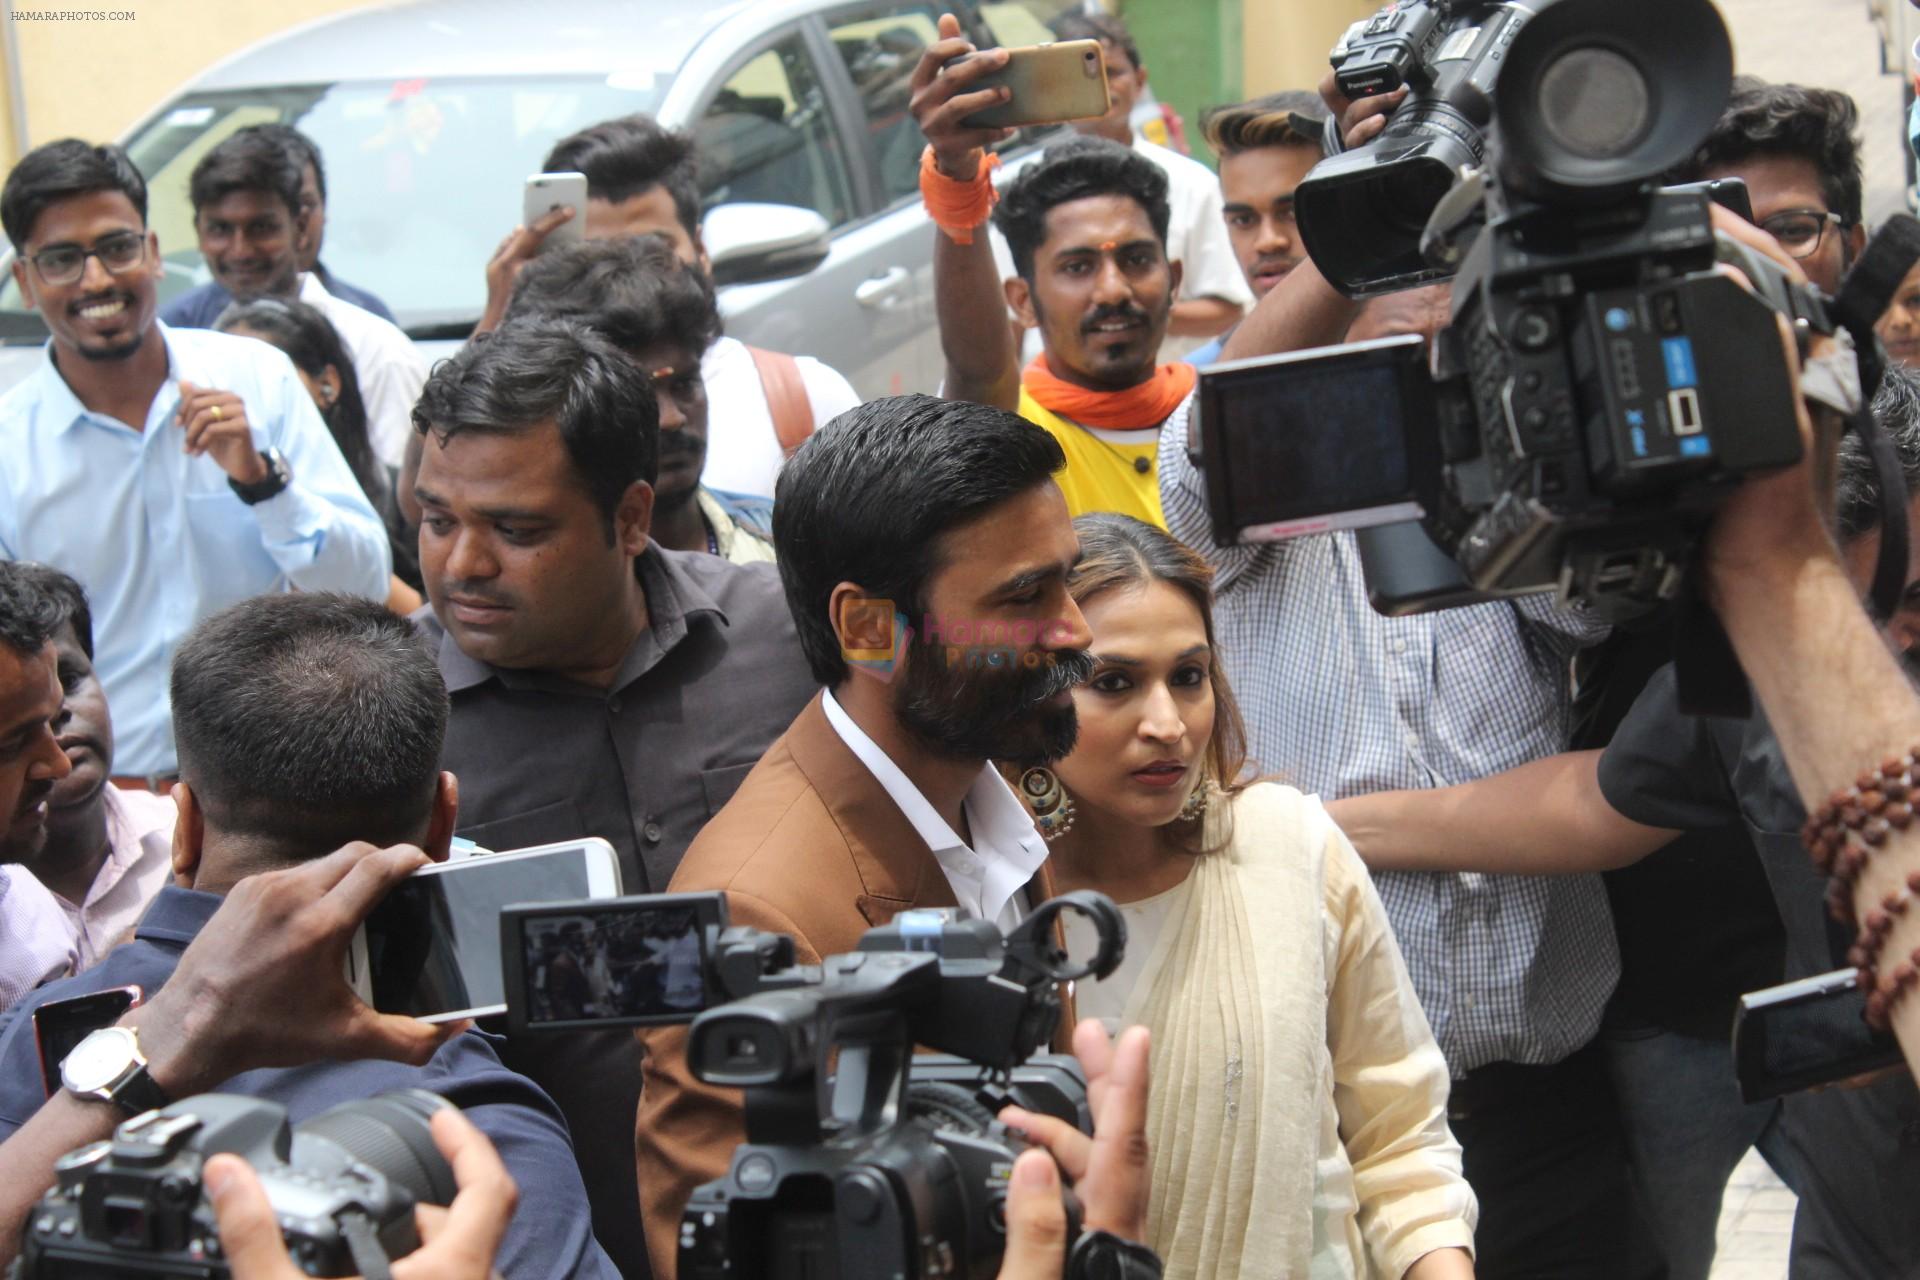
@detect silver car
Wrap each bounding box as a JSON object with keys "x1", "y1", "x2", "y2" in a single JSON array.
[{"x1": 0, "y1": 0, "x2": 1066, "y2": 395}]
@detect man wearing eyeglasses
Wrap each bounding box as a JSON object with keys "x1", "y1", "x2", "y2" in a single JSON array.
[
  {"x1": 1673, "y1": 77, "x2": 1866, "y2": 298},
  {"x1": 0, "y1": 139, "x2": 390, "y2": 792}
]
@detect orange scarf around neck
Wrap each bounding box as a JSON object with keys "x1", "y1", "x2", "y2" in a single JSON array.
[{"x1": 1021, "y1": 355, "x2": 1198, "y2": 431}]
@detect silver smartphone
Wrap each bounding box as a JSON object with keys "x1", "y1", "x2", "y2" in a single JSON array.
[
  {"x1": 346, "y1": 838, "x2": 623, "y2": 1022},
  {"x1": 523, "y1": 171, "x2": 588, "y2": 247}
]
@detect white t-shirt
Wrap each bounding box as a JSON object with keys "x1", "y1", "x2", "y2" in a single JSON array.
[
  {"x1": 992, "y1": 135, "x2": 1253, "y2": 365},
  {"x1": 699, "y1": 335, "x2": 862, "y2": 498},
  {"x1": 299, "y1": 273, "x2": 429, "y2": 471}
]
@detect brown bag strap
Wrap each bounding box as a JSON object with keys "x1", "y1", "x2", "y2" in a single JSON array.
[{"x1": 746, "y1": 345, "x2": 816, "y2": 456}]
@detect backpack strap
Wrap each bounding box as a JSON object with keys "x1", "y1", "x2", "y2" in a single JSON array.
[{"x1": 747, "y1": 345, "x2": 816, "y2": 456}]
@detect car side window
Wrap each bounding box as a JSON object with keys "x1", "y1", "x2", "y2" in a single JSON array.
[
  {"x1": 826, "y1": 3, "x2": 943, "y2": 205},
  {"x1": 696, "y1": 35, "x2": 858, "y2": 228}
]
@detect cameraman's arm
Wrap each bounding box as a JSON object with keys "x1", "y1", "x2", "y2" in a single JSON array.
[
  {"x1": 635, "y1": 890, "x2": 820, "y2": 1280},
  {"x1": 1329, "y1": 751, "x2": 1677, "y2": 875},
  {"x1": 0, "y1": 844, "x2": 457, "y2": 1268}
]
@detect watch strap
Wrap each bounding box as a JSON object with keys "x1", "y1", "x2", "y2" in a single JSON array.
[
  {"x1": 230, "y1": 447, "x2": 291, "y2": 505},
  {"x1": 107, "y1": 1063, "x2": 172, "y2": 1117},
  {"x1": 1067, "y1": 1230, "x2": 1164, "y2": 1280}
]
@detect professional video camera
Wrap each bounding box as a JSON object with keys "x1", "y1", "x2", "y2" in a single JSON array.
[
  {"x1": 16, "y1": 1089, "x2": 454, "y2": 1278},
  {"x1": 1204, "y1": 0, "x2": 1826, "y2": 618},
  {"x1": 498, "y1": 889, "x2": 1129, "y2": 1280}
]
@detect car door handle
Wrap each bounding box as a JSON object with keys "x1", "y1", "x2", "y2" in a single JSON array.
[{"x1": 854, "y1": 266, "x2": 911, "y2": 308}]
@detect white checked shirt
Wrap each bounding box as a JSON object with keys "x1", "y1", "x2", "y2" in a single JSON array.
[
  {"x1": 821, "y1": 690, "x2": 1047, "y2": 932},
  {"x1": 1159, "y1": 400, "x2": 1620, "y2": 1073}
]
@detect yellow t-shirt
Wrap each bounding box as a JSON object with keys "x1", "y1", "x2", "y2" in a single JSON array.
[{"x1": 1016, "y1": 387, "x2": 1167, "y2": 528}]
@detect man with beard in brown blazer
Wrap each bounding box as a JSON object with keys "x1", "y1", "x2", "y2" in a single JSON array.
[{"x1": 634, "y1": 394, "x2": 1097, "y2": 1275}]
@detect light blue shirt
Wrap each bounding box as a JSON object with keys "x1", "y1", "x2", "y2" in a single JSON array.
[{"x1": 0, "y1": 323, "x2": 391, "y2": 774}]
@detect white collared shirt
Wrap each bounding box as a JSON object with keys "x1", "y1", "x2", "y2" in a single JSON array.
[
  {"x1": 820, "y1": 690, "x2": 1047, "y2": 932},
  {"x1": 298, "y1": 273, "x2": 429, "y2": 471}
]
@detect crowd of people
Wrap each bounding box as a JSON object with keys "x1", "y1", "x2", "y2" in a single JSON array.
[{"x1": 4, "y1": 7, "x2": 1920, "y2": 1279}]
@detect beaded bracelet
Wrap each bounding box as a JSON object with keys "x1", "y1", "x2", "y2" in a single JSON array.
[{"x1": 1803, "y1": 750, "x2": 1920, "y2": 1030}]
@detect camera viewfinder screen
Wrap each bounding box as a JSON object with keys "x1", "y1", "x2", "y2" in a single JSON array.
[
  {"x1": 521, "y1": 904, "x2": 707, "y2": 1026},
  {"x1": 1213, "y1": 352, "x2": 1416, "y2": 526}
]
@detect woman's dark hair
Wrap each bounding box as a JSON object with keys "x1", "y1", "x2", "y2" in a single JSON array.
[
  {"x1": 215, "y1": 298, "x2": 378, "y2": 495},
  {"x1": 1673, "y1": 77, "x2": 1864, "y2": 228},
  {"x1": 506, "y1": 233, "x2": 722, "y2": 355},
  {"x1": 1066, "y1": 513, "x2": 1252, "y2": 854},
  {"x1": 993, "y1": 135, "x2": 1170, "y2": 281},
  {"x1": 1, "y1": 139, "x2": 147, "y2": 251},
  {"x1": 171, "y1": 593, "x2": 448, "y2": 857},
  {"x1": 773, "y1": 394, "x2": 1066, "y2": 686},
  {"x1": 188, "y1": 128, "x2": 304, "y2": 220},
  {"x1": 411, "y1": 319, "x2": 659, "y2": 541},
  {"x1": 544, "y1": 115, "x2": 702, "y2": 241},
  {"x1": 1837, "y1": 364, "x2": 1920, "y2": 544}
]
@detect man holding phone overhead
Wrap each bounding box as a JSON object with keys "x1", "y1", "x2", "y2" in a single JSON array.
[{"x1": 914, "y1": 14, "x2": 1193, "y2": 529}]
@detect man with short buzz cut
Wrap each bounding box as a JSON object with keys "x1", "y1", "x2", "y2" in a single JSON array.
[
  {"x1": 162, "y1": 123, "x2": 397, "y2": 325},
  {"x1": 915, "y1": 16, "x2": 1195, "y2": 528},
  {"x1": 0, "y1": 138, "x2": 390, "y2": 788},
  {"x1": 636, "y1": 392, "x2": 1094, "y2": 1275},
  {"x1": 0, "y1": 563, "x2": 80, "y2": 1012},
  {"x1": 1184, "y1": 89, "x2": 1327, "y2": 367},
  {"x1": 504, "y1": 234, "x2": 774, "y2": 563},
  {"x1": 5, "y1": 564, "x2": 173, "y2": 974},
  {"x1": 409, "y1": 319, "x2": 814, "y2": 1278},
  {"x1": 160, "y1": 128, "x2": 426, "y2": 467},
  {"x1": 474, "y1": 113, "x2": 860, "y2": 498},
  {"x1": 0, "y1": 592, "x2": 620, "y2": 1277},
  {"x1": 1669, "y1": 78, "x2": 1865, "y2": 300}
]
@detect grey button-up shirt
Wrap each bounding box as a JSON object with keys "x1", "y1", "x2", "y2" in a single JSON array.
[{"x1": 419, "y1": 544, "x2": 818, "y2": 892}]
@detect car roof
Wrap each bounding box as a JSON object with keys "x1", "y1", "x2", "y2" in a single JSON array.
[{"x1": 188, "y1": 0, "x2": 792, "y2": 88}]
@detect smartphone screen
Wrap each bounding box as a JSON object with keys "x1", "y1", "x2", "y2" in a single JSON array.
[
  {"x1": 1734, "y1": 969, "x2": 1906, "y2": 1102},
  {"x1": 502, "y1": 893, "x2": 725, "y2": 1033},
  {"x1": 35, "y1": 986, "x2": 142, "y2": 1097},
  {"x1": 363, "y1": 841, "x2": 619, "y2": 1021}
]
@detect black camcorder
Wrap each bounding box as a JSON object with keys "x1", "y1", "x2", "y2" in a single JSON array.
[
  {"x1": 1203, "y1": 0, "x2": 1823, "y2": 619},
  {"x1": 501, "y1": 889, "x2": 1129, "y2": 1280},
  {"x1": 16, "y1": 1090, "x2": 455, "y2": 1278}
]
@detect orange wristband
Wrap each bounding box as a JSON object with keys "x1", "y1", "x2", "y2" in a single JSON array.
[{"x1": 919, "y1": 145, "x2": 1002, "y2": 245}]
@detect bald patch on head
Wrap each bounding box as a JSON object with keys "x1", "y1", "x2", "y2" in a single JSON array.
[{"x1": 1348, "y1": 284, "x2": 1451, "y2": 345}]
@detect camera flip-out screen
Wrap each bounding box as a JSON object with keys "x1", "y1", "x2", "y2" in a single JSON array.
[
  {"x1": 1195, "y1": 334, "x2": 1435, "y2": 548},
  {"x1": 501, "y1": 893, "x2": 727, "y2": 1034}
]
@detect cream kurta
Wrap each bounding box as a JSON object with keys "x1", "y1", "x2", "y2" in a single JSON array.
[{"x1": 1076, "y1": 782, "x2": 1477, "y2": 1279}]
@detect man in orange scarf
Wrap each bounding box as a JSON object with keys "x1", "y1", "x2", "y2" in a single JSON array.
[{"x1": 910, "y1": 14, "x2": 1194, "y2": 528}]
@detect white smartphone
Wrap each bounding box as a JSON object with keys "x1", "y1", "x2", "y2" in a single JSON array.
[
  {"x1": 346, "y1": 838, "x2": 623, "y2": 1023},
  {"x1": 523, "y1": 171, "x2": 588, "y2": 247}
]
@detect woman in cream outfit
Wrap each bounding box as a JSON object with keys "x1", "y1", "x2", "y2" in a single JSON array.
[{"x1": 1027, "y1": 514, "x2": 1476, "y2": 1280}]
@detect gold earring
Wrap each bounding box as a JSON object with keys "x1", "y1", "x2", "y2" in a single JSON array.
[
  {"x1": 1179, "y1": 778, "x2": 1212, "y2": 824},
  {"x1": 1019, "y1": 766, "x2": 1077, "y2": 842}
]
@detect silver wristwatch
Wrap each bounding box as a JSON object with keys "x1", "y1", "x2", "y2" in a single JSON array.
[{"x1": 60, "y1": 1025, "x2": 172, "y2": 1117}]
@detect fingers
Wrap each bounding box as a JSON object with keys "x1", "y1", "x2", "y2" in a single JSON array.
[
  {"x1": 525, "y1": 205, "x2": 574, "y2": 239},
  {"x1": 323, "y1": 841, "x2": 433, "y2": 923},
  {"x1": 1083, "y1": 1025, "x2": 1151, "y2": 1239},
  {"x1": 415, "y1": 1109, "x2": 517, "y2": 1269},
  {"x1": 999, "y1": 1106, "x2": 1091, "y2": 1183},
  {"x1": 996, "y1": 1151, "x2": 1069, "y2": 1280},
  {"x1": 344, "y1": 1007, "x2": 463, "y2": 1066},
  {"x1": 1072, "y1": 1016, "x2": 1115, "y2": 1111},
  {"x1": 1710, "y1": 204, "x2": 1809, "y2": 286},
  {"x1": 1341, "y1": 86, "x2": 1406, "y2": 150},
  {"x1": 205, "y1": 1155, "x2": 302, "y2": 1280}
]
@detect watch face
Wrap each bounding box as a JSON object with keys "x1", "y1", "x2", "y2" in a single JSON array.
[{"x1": 62, "y1": 1026, "x2": 136, "y2": 1094}]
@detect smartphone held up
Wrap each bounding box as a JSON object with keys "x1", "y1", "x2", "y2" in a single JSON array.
[{"x1": 950, "y1": 38, "x2": 1110, "y2": 130}]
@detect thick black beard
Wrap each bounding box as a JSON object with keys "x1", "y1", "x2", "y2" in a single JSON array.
[{"x1": 893, "y1": 642, "x2": 1094, "y2": 767}]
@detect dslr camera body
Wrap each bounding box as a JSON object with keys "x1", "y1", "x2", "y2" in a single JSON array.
[
  {"x1": 1208, "y1": 0, "x2": 1823, "y2": 617},
  {"x1": 675, "y1": 893, "x2": 1126, "y2": 1280},
  {"x1": 17, "y1": 1090, "x2": 455, "y2": 1279}
]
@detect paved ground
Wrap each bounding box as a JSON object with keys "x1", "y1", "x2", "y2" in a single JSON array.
[{"x1": 1650, "y1": 10, "x2": 1899, "y2": 1277}]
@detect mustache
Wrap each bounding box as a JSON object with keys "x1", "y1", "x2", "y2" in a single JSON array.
[
  {"x1": 15, "y1": 777, "x2": 52, "y2": 819},
  {"x1": 658, "y1": 428, "x2": 705, "y2": 457},
  {"x1": 441, "y1": 582, "x2": 513, "y2": 607},
  {"x1": 1031, "y1": 647, "x2": 1094, "y2": 702},
  {"x1": 1081, "y1": 304, "x2": 1150, "y2": 335}
]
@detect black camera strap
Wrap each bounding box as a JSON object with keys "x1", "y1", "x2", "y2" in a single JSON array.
[{"x1": 340, "y1": 1212, "x2": 396, "y2": 1280}]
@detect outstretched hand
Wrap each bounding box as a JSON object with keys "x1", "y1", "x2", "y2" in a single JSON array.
[{"x1": 999, "y1": 1020, "x2": 1152, "y2": 1242}]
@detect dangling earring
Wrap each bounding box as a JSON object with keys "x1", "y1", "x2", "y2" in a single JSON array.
[
  {"x1": 1019, "y1": 766, "x2": 1077, "y2": 842},
  {"x1": 1179, "y1": 777, "x2": 1213, "y2": 824}
]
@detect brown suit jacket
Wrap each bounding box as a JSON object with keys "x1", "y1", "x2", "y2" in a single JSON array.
[{"x1": 634, "y1": 693, "x2": 1065, "y2": 1277}]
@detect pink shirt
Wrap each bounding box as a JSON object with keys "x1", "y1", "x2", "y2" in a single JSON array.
[
  {"x1": 52, "y1": 788, "x2": 176, "y2": 970},
  {"x1": 0, "y1": 868, "x2": 73, "y2": 1011}
]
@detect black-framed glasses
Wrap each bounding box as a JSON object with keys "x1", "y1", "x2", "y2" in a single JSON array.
[
  {"x1": 1758, "y1": 208, "x2": 1845, "y2": 261},
  {"x1": 27, "y1": 231, "x2": 147, "y2": 286}
]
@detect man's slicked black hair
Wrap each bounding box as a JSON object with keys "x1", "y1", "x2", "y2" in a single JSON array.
[
  {"x1": 3, "y1": 564, "x2": 92, "y2": 659},
  {"x1": 505, "y1": 233, "x2": 722, "y2": 356},
  {"x1": 1, "y1": 139, "x2": 147, "y2": 251},
  {"x1": 188, "y1": 127, "x2": 305, "y2": 220},
  {"x1": 1203, "y1": 90, "x2": 1328, "y2": 158},
  {"x1": 1672, "y1": 77, "x2": 1864, "y2": 228},
  {"x1": 170, "y1": 593, "x2": 449, "y2": 856},
  {"x1": 411, "y1": 318, "x2": 660, "y2": 540},
  {"x1": 992, "y1": 135, "x2": 1170, "y2": 281},
  {"x1": 0, "y1": 562, "x2": 70, "y2": 660},
  {"x1": 773, "y1": 394, "x2": 1067, "y2": 686},
  {"x1": 544, "y1": 115, "x2": 702, "y2": 240},
  {"x1": 238, "y1": 122, "x2": 327, "y2": 203}
]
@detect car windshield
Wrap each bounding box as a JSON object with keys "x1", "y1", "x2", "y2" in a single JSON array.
[{"x1": 0, "y1": 74, "x2": 666, "y2": 342}]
